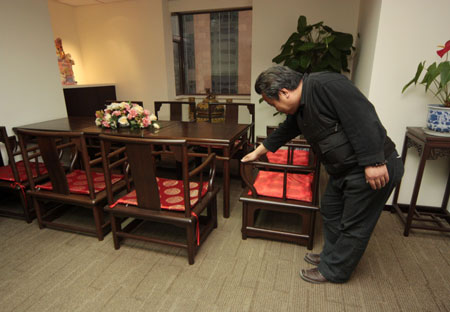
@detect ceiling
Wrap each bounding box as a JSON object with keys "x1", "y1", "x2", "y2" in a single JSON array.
[{"x1": 54, "y1": 0, "x2": 135, "y2": 6}]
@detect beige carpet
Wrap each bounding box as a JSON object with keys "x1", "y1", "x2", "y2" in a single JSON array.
[{"x1": 0, "y1": 178, "x2": 449, "y2": 312}]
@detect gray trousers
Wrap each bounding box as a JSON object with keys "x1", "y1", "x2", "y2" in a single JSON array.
[{"x1": 318, "y1": 151, "x2": 404, "y2": 283}]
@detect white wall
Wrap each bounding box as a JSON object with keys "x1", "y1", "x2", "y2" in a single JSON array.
[
  {"x1": 48, "y1": 1, "x2": 86, "y2": 83},
  {"x1": 0, "y1": 0, "x2": 67, "y2": 136},
  {"x1": 352, "y1": 0, "x2": 381, "y2": 96},
  {"x1": 355, "y1": 0, "x2": 450, "y2": 208},
  {"x1": 69, "y1": 0, "x2": 170, "y2": 112},
  {"x1": 251, "y1": 0, "x2": 360, "y2": 136}
]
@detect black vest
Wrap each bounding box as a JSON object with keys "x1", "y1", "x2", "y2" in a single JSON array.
[
  {"x1": 299, "y1": 99, "x2": 358, "y2": 175},
  {"x1": 298, "y1": 81, "x2": 395, "y2": 176}
]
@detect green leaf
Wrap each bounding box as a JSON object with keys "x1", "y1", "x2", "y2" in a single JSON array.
[
  {"x1": 402, "y1": 62, "x2": 425, "y2": 93},
  {"x1": 323, "y1": 25, "x2": 334, "y2": 33},
  {"x1": 332, "y1": 32, "x2": 354, "y2": 50},
  {"x1": 297, "y1": 15, "x2": 307, "y2": 33},
  {"x1": 259, "y1": 97, "x2": 264, "y2": 103},
  {"x1": 299, "y1": 54, "x2": 311, "y2": 70},
  {"x1": 328, "y1": 45, "x2": 341, "y2": 59},
  {"x1": 421, "y1": 62, "x2": 439, "y2": 92},
  {"x1": 285, "y1": 57, "x2": 301, "y2": 71},
  {"x1": 323, "y1": 35, "x2": 336, "y2": 46},
  {"x1": 296, "y1": 42, "x2": 316, "y2": 51},
  {"x1": 326, "y1": 54, "x2": 341, "y2": 72},
  {"x1": 438, "y1": 61, "x2": 450, "y2": 88}
]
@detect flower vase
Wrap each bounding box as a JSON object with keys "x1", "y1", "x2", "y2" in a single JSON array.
[{"x1": 425, "y1": 104, "x2": 450, "y2": 136}]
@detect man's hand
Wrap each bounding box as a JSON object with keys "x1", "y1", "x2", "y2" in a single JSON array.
[
  {"x1": 241, "y1": 144, "x2": 269, "y2": 162},
  {"x1": 365, "y1": 165, "x2": 389, "y2": 190}
]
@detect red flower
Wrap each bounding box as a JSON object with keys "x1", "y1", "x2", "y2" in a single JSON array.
[{"x1": 436, "y1": 40, "x2": 450, "y2": 58}]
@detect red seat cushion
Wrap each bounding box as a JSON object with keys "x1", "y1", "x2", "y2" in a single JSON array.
[
  {"x1": 248, "y1": 171, "x2": 313, "y2": 202},
  {"x1": 266, "y1": 149, "x2": 309, "y2": 166},
  {"x1": 0, "y1": 161, "x2": 47, "y2": 182},
  {"x1": 112, "y1": 177, "x2": 209, "y2": 211},
  {"x1": 36, "y1": 169, "x2": 123, "y2": 194}
]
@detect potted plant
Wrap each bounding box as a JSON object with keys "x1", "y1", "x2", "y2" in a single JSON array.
[
  {"x1": 272, "y1": 15, "x2": 355, "y2": 73},
  {"x1": 402, "y1": 40, "x2": 450, "y2": 134}
]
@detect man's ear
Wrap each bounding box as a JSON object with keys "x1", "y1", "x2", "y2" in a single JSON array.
[{"x1": 279, "y1": 88, "x2": 290, "y2": 99}]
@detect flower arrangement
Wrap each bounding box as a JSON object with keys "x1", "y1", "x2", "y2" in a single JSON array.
[
  {"x1": 402, "y1": 40, "x2": 450, "y2": 107},
  {"x1": 95, "y1": 102, "x2": 159, "y2": 129}
]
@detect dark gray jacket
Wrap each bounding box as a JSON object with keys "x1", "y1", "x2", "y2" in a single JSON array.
[{"x1": 263, "y1": 72, "x2": 395, "y2": 176}]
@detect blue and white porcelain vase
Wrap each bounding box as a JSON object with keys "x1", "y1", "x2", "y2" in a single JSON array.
[{"x1": 426, "y1": 104, "x2": 450, "y2": 134}]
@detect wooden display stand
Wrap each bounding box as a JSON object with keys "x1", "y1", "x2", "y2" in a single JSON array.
[{"x1": 392, "y1": 127, "x2": 450, "y2": 235}]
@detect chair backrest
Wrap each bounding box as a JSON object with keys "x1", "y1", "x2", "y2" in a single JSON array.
[
  {"x1": 101, "y1": 135, "x2": 213, "y2": 217},
  {"x1": 154, "y1": 101, "x2": 196, "y2": 122},
  {"x1": 241, "y1": 141, "x2": 321, "y2": 206},
  {"x1": 16, "y1": 129, "x2": 99, "y2": 199},
  {"x1": 105, "y1": 100, "x2": 143, "y2": 107},
  {"x1": 0, "y1": 127, "x2": 19, "y2": 179},
  {"x1": 0, "y1": 126, "x2": 46, "y2": 183},
  {"x1": 208, "y1": 102, "x2": 255, "y2": 144}
]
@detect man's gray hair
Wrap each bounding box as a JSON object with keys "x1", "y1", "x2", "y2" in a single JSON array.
[{"x1": 255, "y1": 65, "x2": 303, "y2": 100}]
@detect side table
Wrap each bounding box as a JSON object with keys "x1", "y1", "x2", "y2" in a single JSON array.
[{"x1": 392, "y1": 127, "x2": 450, "y2": 236}]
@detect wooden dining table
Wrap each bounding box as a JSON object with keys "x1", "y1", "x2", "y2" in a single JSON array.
[{"x1": 14, "y1": 116, "x2": 252, "y2": 218}]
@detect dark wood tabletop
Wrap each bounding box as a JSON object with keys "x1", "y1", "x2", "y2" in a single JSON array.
[
  {"x1": 13, "y1": 116, "x2": 250, "y2": 146},
  {"x1": 14, "y1": 116, "x2": 252, "y2": 218}
]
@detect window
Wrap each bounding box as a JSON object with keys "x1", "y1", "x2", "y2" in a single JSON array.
[{"x1": 171, "y1": 8, "x2": 252, "y2": 95}]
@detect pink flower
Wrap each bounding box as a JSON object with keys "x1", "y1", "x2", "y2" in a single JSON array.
[
  {"x1": 102, "y1": 120, "x2": 111, "y2": 128},
  {"x1": 112, "y1": 110, "x2": 122, "y2": 116},
  {"x1": 124, "y1": 103, "x2": 130, "y2": 110},
  {"x1": 437, "y1": 40, "x2": 450, "y2": 58},
  {"x1": 144, "y1": 109, "x2": 150, "y2": 116},
  {"x1": 129, "y1": 109, "x2": 138, "y2": 118},
  {"x1": 142, "y1": 116, "x2": 150, "y2": 127}
]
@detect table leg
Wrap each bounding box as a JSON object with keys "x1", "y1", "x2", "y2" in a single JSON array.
[
  {"x1": 223, "y1": 157, "x2": 230, "y2": 218},
  {"x1": 392, "y1": 133, "x2": 409, "y2": 208},
  {"x1": 404, "y1": 143, "x2": 431, "y2": 236}
]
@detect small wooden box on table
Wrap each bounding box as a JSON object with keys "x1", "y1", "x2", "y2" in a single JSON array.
[{"x1": 392, "y1": 127, "x2": 450, "y2": 236}]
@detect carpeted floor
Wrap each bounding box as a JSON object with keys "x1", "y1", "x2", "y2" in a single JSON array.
[{"x1": 0, "y1": 177, "x2": 449, "y2": 312}]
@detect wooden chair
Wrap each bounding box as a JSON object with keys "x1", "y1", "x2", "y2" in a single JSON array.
[
  {"x1": 195, "y1": 102, "x2": 255, "y2": 174},
  {"x1": 16, "y1": 129, "x2": 128, "y2": 240},
  {"x1": 0, "y1": 127, "x2": 48, "y2": 222},
  {"x1": 154, "y1": 100, "x2": 196, "y2": 121},
  {"x1": 263, "y1": 125, "x2": 312, "y2": 166},
  {"x1": 208, "y1": 102, "x2": 255, "y2": 146},
  {"x1": 239, "y1": 141, "x2": 320, "y2": 250},
  {"x1": 100, "y1": 134, "x2": 219, "y2": 264}
]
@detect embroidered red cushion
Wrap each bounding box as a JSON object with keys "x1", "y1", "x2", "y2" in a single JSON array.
[
  {"x1": 36, "y1": 169, "x2": 123, "y2": 194},
  {"x1": 248, "y1": 171, "x2": 313, "y2": 202},
  {"x1": 266, "y1": 149, "x2": 309, "y2": 166},
  {"x1": 112, "y1": 177, "x2": 209, "y2": 211},
  {"x1": 0, "y1": 161, "x2": 48, "y2": 182}
]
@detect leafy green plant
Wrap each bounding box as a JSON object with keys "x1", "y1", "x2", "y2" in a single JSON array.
[
  {"x1": 402, "y1": 40, "x2": 450, "y2": 107},
  {"x1": 272, "y1": 15, "x2": 355, "y2": 73}
]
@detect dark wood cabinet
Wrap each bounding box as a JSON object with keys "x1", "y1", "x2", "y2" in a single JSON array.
[{"x1": 63, "y1": 85, "x2": 116, "y2": 117}]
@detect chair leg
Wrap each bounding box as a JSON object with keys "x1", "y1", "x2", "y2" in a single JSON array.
[
  {"x1": 18, "y1": 192, "x2": 32, "y2": 223},
  {"x1": 306, "y1": 211, "x2": 317, "y2": 250},
  {"x1": 241, "y1": 203, "x2": 248, "y2": 239},
  {"x1": 33, "y1": 198, "x2": 45, "y2": 229},
  {"x1": 92, "y1": 206, "x2": 104, "y2": 241},
  {"x1": 186, "y1": 224, "x2": 196, "y2": 265},
  {"x1": 110, "y1": 214, "x2": 121, "y2": 250}
]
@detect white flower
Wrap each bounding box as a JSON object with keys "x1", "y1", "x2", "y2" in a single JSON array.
[
  {"x1": 119, "y1": 102, "x2": 128, "y2": 109},
  {"x1": 149, "y1": 113, "x2": 157, "y2": 121},
  {"x1": 118, "y1": 116, "x2": 129, "y2": 126},
  {"x1": 95, "y1": 118, "x2": 102, "y2": 126},
  {"x1": 104, "y1": 113, "x2": 112, "y2": 121},
  {"x1": 132, "y1": 105, "x2": 144, "y2": 114},
  {"x1": 153, "y1": 123, "x2": 160, "y2": 129},
  {"x1": 108, "y1": 103, "x2": 121, "y2": 110}
]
